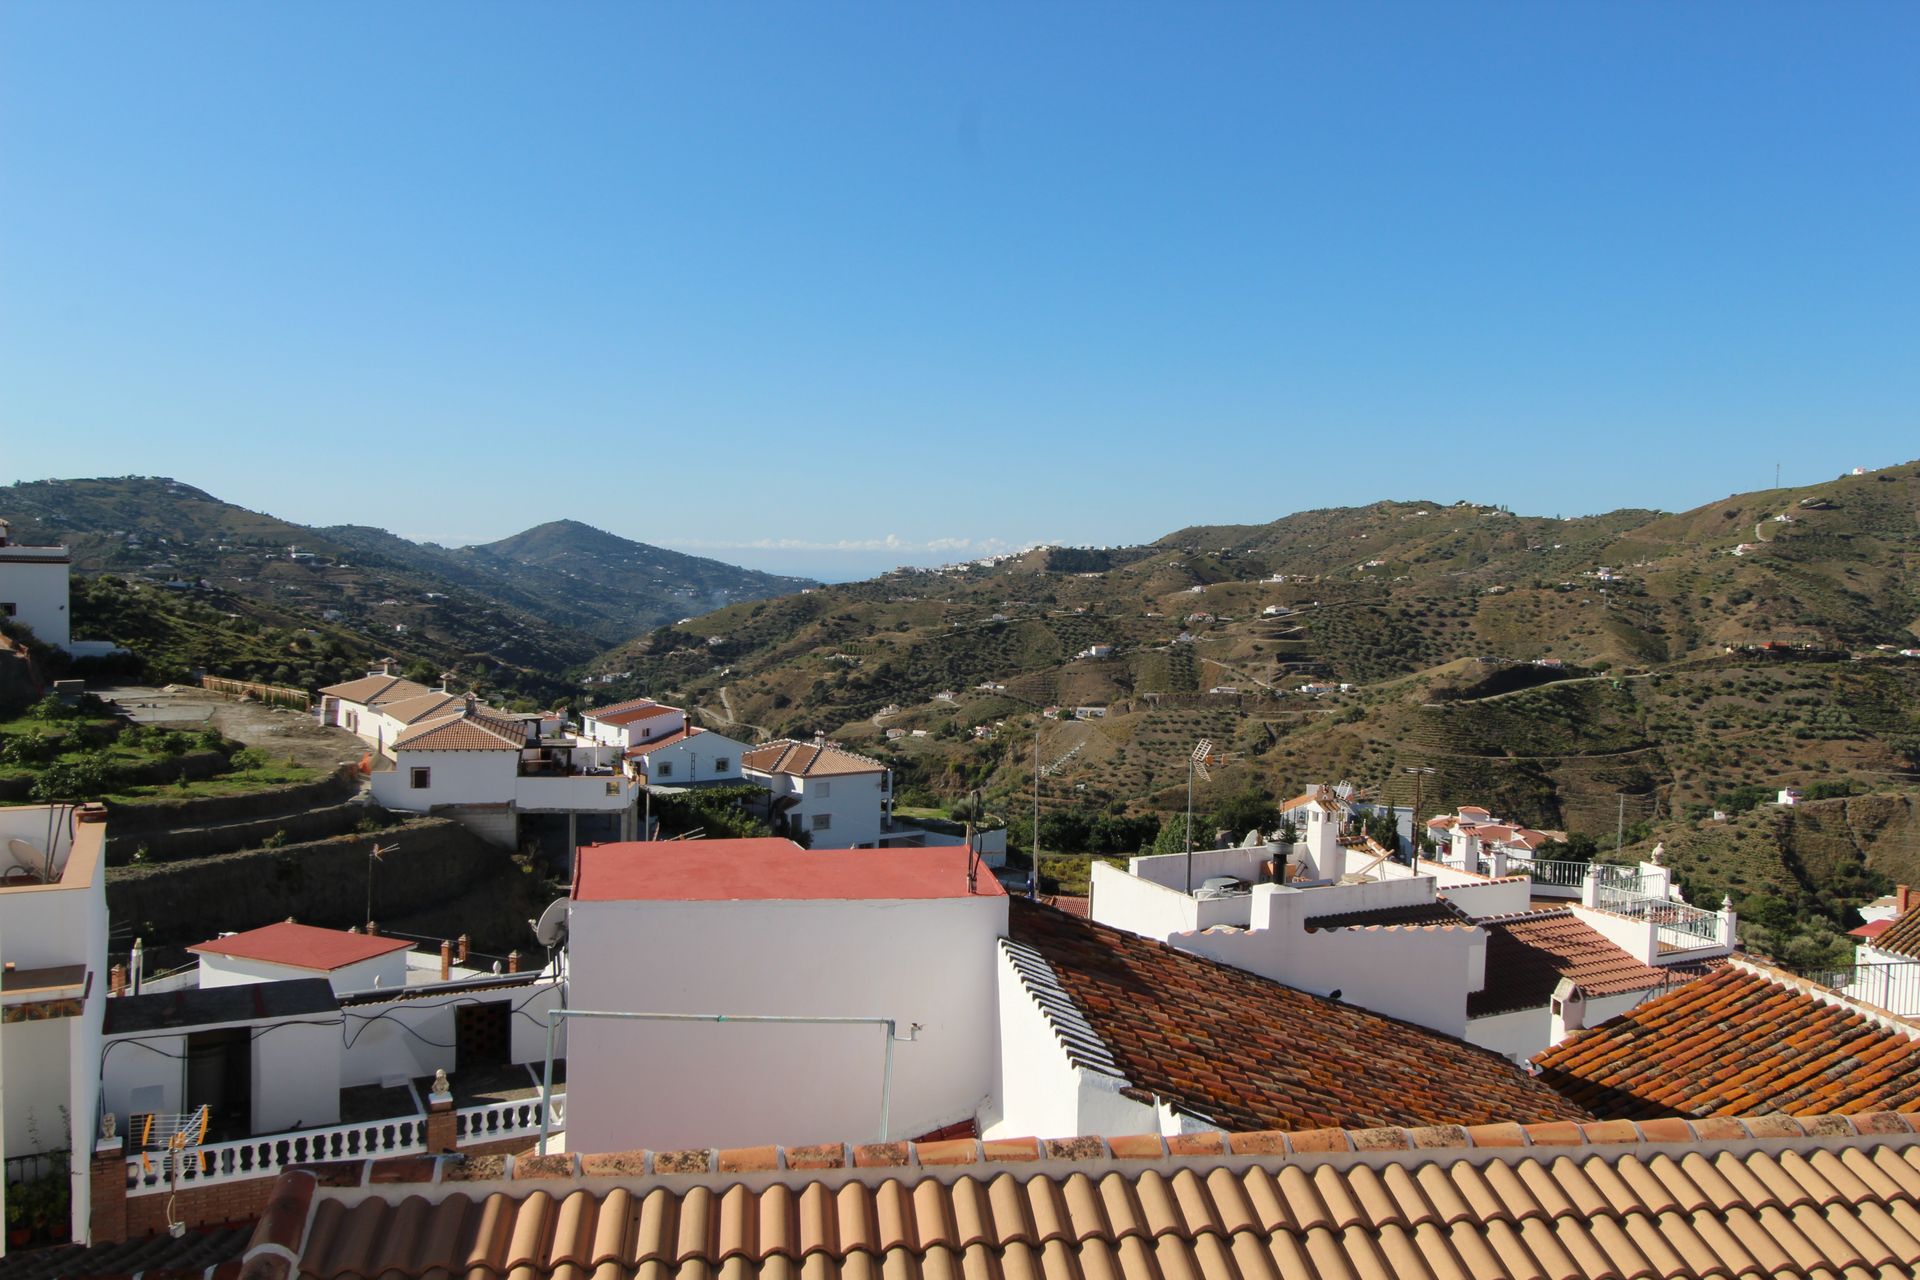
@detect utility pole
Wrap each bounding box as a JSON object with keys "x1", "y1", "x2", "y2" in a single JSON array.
[
  {"x1": 1403, "y1": 767, "x2": 1436, "y2": 864},
  {"x1": 1616, "y1": 793, "x2": 1627, "y2": 859},
  {"x1": 1185, "y1": 739, "x2": 1214, "y2": 894},
  {"x1": 1031, "y1": 728, "x2": 1040, "y2": 900}
]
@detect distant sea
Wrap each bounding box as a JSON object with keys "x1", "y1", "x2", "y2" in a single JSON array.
[{"x1": 663, "y1": 546, "x2": 945, "y2": 585}]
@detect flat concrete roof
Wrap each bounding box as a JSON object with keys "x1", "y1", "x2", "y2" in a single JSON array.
[{"x1": 572, "y1": 839, "x2": 1002, "y2": 903}]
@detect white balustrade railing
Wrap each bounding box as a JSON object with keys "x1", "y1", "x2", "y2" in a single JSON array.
[
  {"x1": 455, "y1": 1094, "x2": 565, "y2": 1144},
  {"x1": 126, "y1": 1115, "x2": 427, "y2": 1192},
  {"x1": 1512, "y1": 857, "x2": 1589, "y2": 889},
  {"x1": 124, "y1": 1094, "x2": 569, "y2": 1194}
]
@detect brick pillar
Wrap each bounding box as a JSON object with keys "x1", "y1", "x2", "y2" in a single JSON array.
[
  {"x1": 456, "y1": 934, "x2": 470, "y2": 964},
  {"x1": 507, "y1": 950, "x2": 520, "y2": 974},
  {"x1": 425, "y1": 1089, "x2": 457, "y2": 1153},
  {"x1": 439, "y1": 939, "x2": 451, "y2": 981},
  {"x1": 89, "y1": 1137, "x2": 127, "y2": 1245}
]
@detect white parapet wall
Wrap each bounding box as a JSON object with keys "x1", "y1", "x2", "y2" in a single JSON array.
[
  {"x1": 1171, "y1": 882, "x2": 1485, "y2": 1039},
  {"x1": 1089, "y1": 860, "x2": 1256, "y2": 940}
]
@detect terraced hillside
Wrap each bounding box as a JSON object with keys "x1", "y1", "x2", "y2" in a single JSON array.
[{"x1": 591, "y1": 464, "x2": 1920, "y2": 929}]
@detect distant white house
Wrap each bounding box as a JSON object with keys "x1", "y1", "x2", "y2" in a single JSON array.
[
  {"x1": 368, "y1": 703, "x2": 639, "y2": 845},
  {"x1": 316, "y1": 667, "x2": 468, "y2": 756},
  {"x1": 0, "y1": 519, "x2": 71, "y2": 651},
  {"x1": 578, "y1": 697, "x2": 688, "y2": 752},
  {"x1": 624, "y1": 725, "x2": 751, "y2": 788},
  {"x1": 741, "y1": 738, "x2": 893, "y2": 848}
]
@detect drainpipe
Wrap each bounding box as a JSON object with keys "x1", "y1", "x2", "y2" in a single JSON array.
[{"x1": 536, "y1": 1010, "x2": 919, "y2": 1155}]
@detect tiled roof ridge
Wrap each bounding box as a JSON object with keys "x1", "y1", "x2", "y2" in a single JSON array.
[
  {"x1": 241, "y1": 1110, "x2": 1920, "y2": 1216},
  {"x1": 1475, "y1": 906, "x2": 1576, "y2": 923},
  {"x1": 747, "y1": 737, "x2": 887, "y2": 774},
  {"x1": 998, "y1": 938, "x2": 1127, "y2": 1082},
  {"x1": 584, "y1": 695, "x2": 661, "y2": 718}
]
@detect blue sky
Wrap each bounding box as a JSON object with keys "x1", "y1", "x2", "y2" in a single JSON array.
[{"x1": 2, "y1": 4, "x2": 1915, "y2": 580}]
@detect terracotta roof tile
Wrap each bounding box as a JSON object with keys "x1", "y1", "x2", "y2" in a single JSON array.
[
  {"x1": 583, "y1": 696, "x2": 674, "y2": 720},
  {"x1": 190, "y1": 921, "x2": 411, "y2": 971},
  {"x1": 743, "y1": 739, "x2": 887, "y2": 777},
  {"x1": 1303, "y1": 900, "x2": 1469, "y2": 931},
  {"x1": 1870, "y1": 908, "x2": 1920, "y2": 959},
  {"x1": 272, "y1": 1117, "x2": 1920, "y2": 1280},
  {"x1": 1468, "y1": 909, "x2": 1677, "y2": 1017},
  {"x1": 317, "y1": 674, "x2": 430, "y2": 706},
  {"x1": 625, "y1": 726, "x2": 708, "y2": 756},
  {"x1": 1007, "y1": 896, "x2": 1590, "y2": 1132},
  {"x1": 1533, "y1": 966, "x2": 1920, "y2": 1120},
  {"x1": 392, "y1": 710, "x2": 527, "y2": 751}
]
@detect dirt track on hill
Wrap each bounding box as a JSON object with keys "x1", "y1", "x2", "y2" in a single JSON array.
[{"x1": 96, "y1": 683, "x2": 366, "y2": 769}]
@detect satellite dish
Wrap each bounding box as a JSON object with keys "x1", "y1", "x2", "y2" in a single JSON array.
[{"x1": 533, "y1": 897, "x2": 570, "y2": 949}]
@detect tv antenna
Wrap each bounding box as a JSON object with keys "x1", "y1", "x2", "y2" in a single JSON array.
[
  {"x1": 367, "y1": 842, "x2": 398, "y2": 927},
  {"x1": 133, "y1": 1106, "x2": 211, "y2": 1237},
  {"x1": 1183, "y1": 739, "x2": 1218, "y2": 894}
]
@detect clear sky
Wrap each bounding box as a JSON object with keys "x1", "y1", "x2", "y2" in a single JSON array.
[{"x1": 3, "y1": 4, "x2": 1915, "y2": 581}]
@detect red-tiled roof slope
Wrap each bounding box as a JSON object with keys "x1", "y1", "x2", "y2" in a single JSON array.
[
  {"x1": 190, "y1": 921, "x2": 410, "y2": 971},
  {"x1": 264, "y1": 1112, "x2": 1920, "y2": 1280},
  {"x1": 1870, "y1": 908, "x2": 1920, "y2": 959},
  {"x1": 1468, "y1": 909, "x2": 1674, "y2": 1018},
  {"x1": 392, "y1": 712, "x2": 525, "y2": 751},
  {"x1": 625, "y1": 726, "x2": 706, "y2": 756},
  {"x1": 1007, "y1": 896, "x2": 1591, "y2": 1132},
  {"x1": 317, "y1": 674, "x2": 429, "y2": 706},
  {"x1": 743, "y1": 739, "x2": 886, "y2": 777},
  {"x1": 1533, "y1": 965, "x2": 1920, "y2": 1120}
]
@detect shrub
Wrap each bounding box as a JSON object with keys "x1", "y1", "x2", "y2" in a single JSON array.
[
  {"x1": 30, "y1": 753, "x2": 119, "y2": 802},
  {"x1": 230, "y1": 747, "x2": 270, "y2": 770}
]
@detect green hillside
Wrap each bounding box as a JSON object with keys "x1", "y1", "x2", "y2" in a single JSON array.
[
  {"x1": 1, "y1": 477, "x2": 812, "y2": 702},
  {"x1": 583, "y1": 462, "x2": 1920, "y2": 950}
]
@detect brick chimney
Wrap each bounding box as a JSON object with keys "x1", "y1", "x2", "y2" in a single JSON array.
[{"x1": 1900, "y1": 884, "x2": 1914, "y2": 916}]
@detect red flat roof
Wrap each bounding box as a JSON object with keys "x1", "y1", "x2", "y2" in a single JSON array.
[
  {"x1": 1851, "y1": 918, "x2": 1895, "y2": 939},
  {"x1": 190, "y1": 922, "x2": 411, "y2": 971},
  {"x1": 572, "y1": 839, "x2": 1004, "y2": 903}
]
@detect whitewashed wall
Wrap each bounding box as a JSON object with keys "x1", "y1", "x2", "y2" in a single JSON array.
[
  {"x1": 1088, "y1": 862, "x2": 1253, "y2": 940},
  {"x1": 566, "y1": 893, "x2": 1006, "y2": 1151},
  {"x1": 637, "y1": 732, "x2": 750, "y2": 785},
  {"x1": 1436, "y1": 877, "x2": 1533, "y2": 918},
  {"x1": 982, "y1": 945, "x2": 1163, "y2": 1142},
  {"x1": 371, "y1": 749, "x2": 517, "y2": 811},
  {"x1": 2, "y1": 1018, "x2": 70, "y2": 1157},
  {"x1": 0, "y1": 554, "x2": 71, "y2": 650},
  {"x1": 1170, "y1": 883, "x2": 1483, "y2": 1037},
  {"x1": 197, "y1": 950, "x2": 408, "y2": 996},
  {"x1": 339, "y1": 980, "x2": 563, "y2": 1088}
]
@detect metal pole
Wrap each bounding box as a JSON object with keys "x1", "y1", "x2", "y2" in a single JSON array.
[
  {"x1": 1031, "y1": 729, "x2": 1040, "y2": 899},
  {"x1": 539, "y1": 1012, "x2": 558, "y2": 1151},
  {"x1": 1185, "y1": 758, "x2": 1195, "y2": 894},
  {"x1": 1616, "y1": 793, "x2": 1626, "y2": 859}
]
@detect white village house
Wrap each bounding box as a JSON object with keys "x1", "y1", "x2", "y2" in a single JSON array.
[
  {"x1": 740, "y1": 738, "x2": 894, "y2": 849},
  {"x1": 367, "y1": 701, "x2": 640, "y2": 847},
  {"x1": 0, "y1": 520, "x2": 71, "y2": 653},
  {"x1": 1086, "y1": 789, "x2": 1731, "y2": 1064}
]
